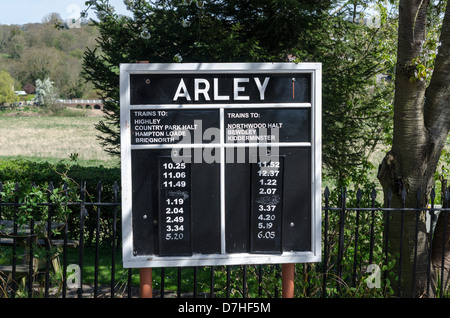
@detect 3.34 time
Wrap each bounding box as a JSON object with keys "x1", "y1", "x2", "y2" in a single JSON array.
[{"x1": 166, "y1": 224, "x2": 184, "y2": 232}]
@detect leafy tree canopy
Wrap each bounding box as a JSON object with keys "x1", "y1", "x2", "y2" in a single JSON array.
[
  {"x1": 34, "y1": 78, "x2": 58, "y2": 106},
  {"x1": 83, "y1": 0, "x2": 397, "y2": 186},
  {"x1": 0, "y1": 18, "x2": 99, "y2": 99},
  {"x1": 0, "y1": 70, "x2": 19, "y2": 104}
]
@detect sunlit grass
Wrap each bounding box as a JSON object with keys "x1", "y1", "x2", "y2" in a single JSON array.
[{"x1": 0, "y1": 112, "x2": 118, "y2": 167}]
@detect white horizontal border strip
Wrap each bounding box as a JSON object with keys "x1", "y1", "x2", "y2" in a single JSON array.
[
  {"x1": 120, "y1": 62, "x2": 322, "y2": 74},
  {"x1": 124, "y1": 251, "x2": 321, "y2": 268},
  {"x1": 129, "y1": 103, "x2": 311, "y2": 109},
  {"x1": 130, "y1": 143, "x2": 312, "y2": 150}
]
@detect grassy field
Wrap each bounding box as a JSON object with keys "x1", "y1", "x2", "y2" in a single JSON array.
[{"x1": 0, "y1": 108, "x2": 119, "y2": 167}]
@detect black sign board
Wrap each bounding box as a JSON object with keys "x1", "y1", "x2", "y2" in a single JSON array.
[{"x1": 121, "y1": 63, "x2": 321, "y2": 267}]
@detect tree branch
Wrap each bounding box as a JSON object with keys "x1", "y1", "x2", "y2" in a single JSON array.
[{"x1": 424, "y1": 2, "x2": 450, "y2": 139}]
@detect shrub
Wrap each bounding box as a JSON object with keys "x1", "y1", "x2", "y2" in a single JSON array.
[{"x1": 0, "y1": 159, "x2": 120, "y2": 197}]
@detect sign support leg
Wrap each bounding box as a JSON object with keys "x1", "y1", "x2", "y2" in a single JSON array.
[
  {"x1": 282, "y1": 263, "x2": 295, "y2": 298},
  {"x1": 140, "y1": 268, "x2": 153, "y2": 298}
]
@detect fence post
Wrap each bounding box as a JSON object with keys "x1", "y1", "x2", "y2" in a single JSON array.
[
  {"x1": 322, "y1": 187, "x2": 330, "y2": 298},
  {"x1": 140, "y1": 268, "x2": 153, "y2": 298},
  {"x1": 136, "y1": 59, "x2": 152, "y2": 300},
  {"x1": 282, "y1": 263, "x2": 295, "y2": 298},
  {"x1": 78, "y1": 181, "x2": 87, "y2": 298},
  {"x1": 44, "y1": 182, "x2": 54, "y2": 298},
  {"x1": 111, "y1": 181, "x2": 119, "y2": 298},
  {"x1": 11, "y1": 183, "x2": 19, "y2": 298},
  {"x1": 62, "y1": 182, "x2": 69, "y2": 298},
  {"x1": 0, "y1": 182, "x2": 3, "y2": 220},
  {"x1": 93, "y1": 181, "x2": 102, "y2": 298},
  {"x1": 337, "y1": 187, "x2": 347, "y2": 288}
]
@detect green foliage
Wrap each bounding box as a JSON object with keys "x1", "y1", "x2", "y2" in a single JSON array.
[
  {"x1": 0, "y1": 71, "x2": 19, "y2": 104},
  {"x1": 83, "y1": 0, "x2": 396, "y2": 187},
  {"x1": 0, "y1": 22, "x2": 99, "y2": 99},
  {"x1": 0, "y1": 158, "x2": 121, "y2": 297},
  {"x1": 409, "y1": 0, "x2": 447, "y2": 83},
  {"x1": 34, "y1": 78, "x2": 58, "y2": 106},
  {"x1": 0, "y1": 159, "x2": 120, "y2": 200}
]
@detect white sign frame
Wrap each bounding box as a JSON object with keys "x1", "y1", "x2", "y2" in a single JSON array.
[{"x1": 120, "y1": 62, "x2": 322, "y2": 268}]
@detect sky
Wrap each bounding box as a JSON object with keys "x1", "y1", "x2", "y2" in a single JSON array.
[{"x1": 0, "y1": 0, "x2": 130, "y2": 25}]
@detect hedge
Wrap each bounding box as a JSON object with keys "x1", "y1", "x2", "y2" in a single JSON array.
[{"x1": 0, "y1": 159, "x2": 121, "y2": 201}]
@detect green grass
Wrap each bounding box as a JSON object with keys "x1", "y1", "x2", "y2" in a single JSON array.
[
  {"x1": 0, "y1": 108, "x2": 119, "y2": 168},
  {"x1": 64, "y1": 247, "x2": 217, "y2": 296}
]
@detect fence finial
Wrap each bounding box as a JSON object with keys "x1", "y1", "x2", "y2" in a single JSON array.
[
  {"x1": 416, "y1": 188, "x2": 422, "y2": 202},
  {"x1": 324, "y1": 186, "x2": 330, "y2": 199},
  {"x1": 356, "y1": 188, "x2": 362, "y2": 204},
  {"x1": 371, "y1": 188, "x2": 377, "y2": 201},
  {"x1": 96, "y1": 181, "x2": 103, "y2": 193},
  {"x1": 113, "y1": 181, "x2": 119, "y2": 195},
  {"x1": 401, "y1": 186, "x2": 407, "y2": 203}
]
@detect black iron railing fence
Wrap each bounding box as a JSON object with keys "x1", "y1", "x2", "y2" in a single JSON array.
[{"x1": 0, "y1": 181, "x2": 448, "y2": 298}]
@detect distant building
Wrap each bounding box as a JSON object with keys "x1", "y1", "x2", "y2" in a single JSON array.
[
  {"x1": 66, "y1": 18, "x2": 81, "y2": 29},
  {"x1": 23, "y1": 82, "x2": 36, "y2": 94}
]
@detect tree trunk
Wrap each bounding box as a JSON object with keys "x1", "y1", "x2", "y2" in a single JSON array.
[
  {"x1": 378, "y1": 0, "x2": 450, "y2": 297},
  {"x1": 431, "y1": 210, "x2": 450, "y2": 297}
]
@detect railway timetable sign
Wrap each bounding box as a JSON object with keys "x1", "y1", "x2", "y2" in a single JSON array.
[{"x1": 120, "y1": 63, "x2": 322, "y2": 268}]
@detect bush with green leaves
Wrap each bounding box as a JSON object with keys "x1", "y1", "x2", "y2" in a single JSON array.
[{"x1": 83, "y1": 0, "x2": 396, "y2": 187}]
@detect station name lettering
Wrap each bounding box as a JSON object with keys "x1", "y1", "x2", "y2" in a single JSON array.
[{"x1": 173, "y1": 77, "x2": 270, "y2": 101}]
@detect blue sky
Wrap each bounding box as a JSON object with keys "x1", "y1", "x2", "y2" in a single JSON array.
[{"x1": 0, "y1": 0, "x2": 130, "y2": 25}]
